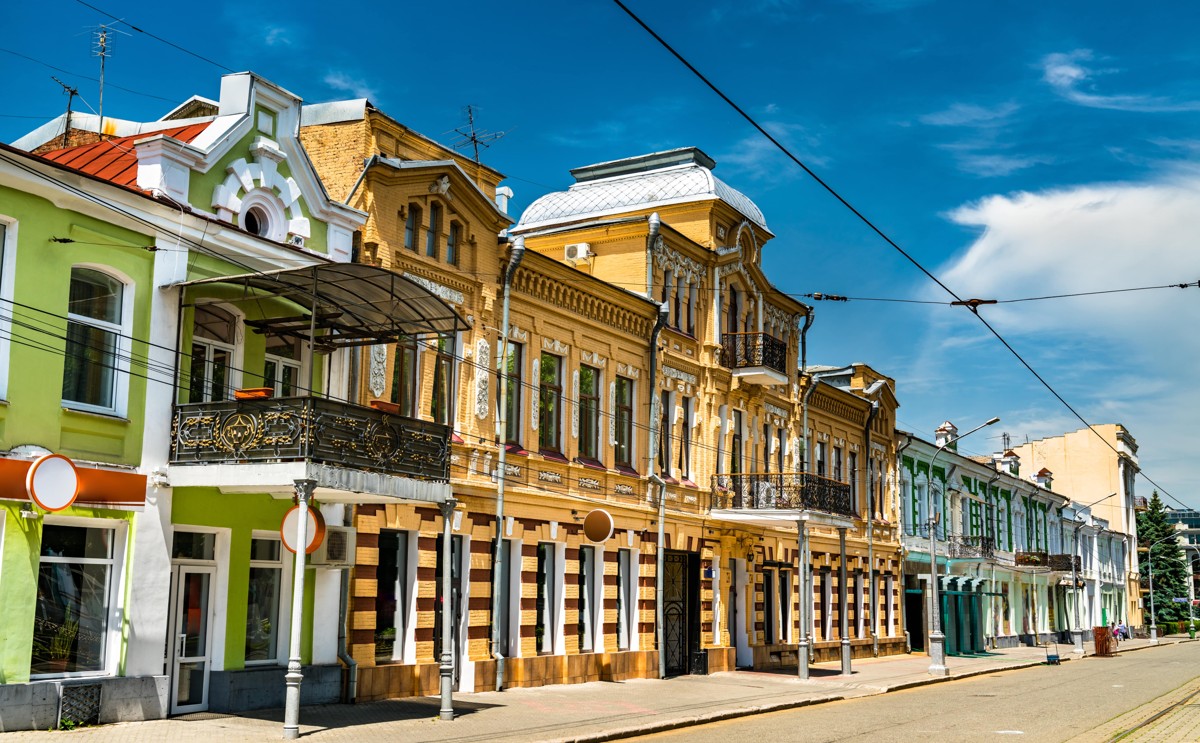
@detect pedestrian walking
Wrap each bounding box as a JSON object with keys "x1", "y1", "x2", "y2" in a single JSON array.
[{"x1": 1118, "y1": 620, "x2": 1127, "y2": 641}]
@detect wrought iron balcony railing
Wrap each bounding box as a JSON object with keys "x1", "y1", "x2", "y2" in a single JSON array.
[
  {"x1": 711, "y1": 472, "x2": 855, "y2": 518},
  {"x1": 170, "y1": 395, "x2": 451, "y2": 481},
  {"x1": 1048, "y1": 553, "x2": 1082, "y2": 572},
  {"x1": 1015, "y1": 551, "x2": 1049, "y2": 567},
  {"x1": 948, "y1": 535, "x2": 996, "y2": 560},
  {"x1": 719, "y1": 332, "x2": 788, "y2": 375}
]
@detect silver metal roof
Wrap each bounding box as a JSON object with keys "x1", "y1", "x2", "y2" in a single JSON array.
[{"x1": 515, "y1": 147, "x2": 769, "y2": 234}]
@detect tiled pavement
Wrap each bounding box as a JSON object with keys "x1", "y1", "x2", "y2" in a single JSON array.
[{"x1": 2, "y1": 636, "x2": 1187, "y2": 742}]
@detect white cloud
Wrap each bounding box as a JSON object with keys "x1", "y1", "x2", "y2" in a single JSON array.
[
  {"x1": 951, "y1": 151, "x2": 1053, "y2": 177},
  {"x1": 323, "y1": 71, "x2": 377, "y2": 101},
  {"x1": 920, "y1": 102, "x2": 1019, "y2": 127},
  {"x1": 264, "y1": 26, "x2": 293, "y2": 47},
  {"x1": 1040, "y1": 50, "x2": 1200, "y2": 112},
  {"x1": 716, "y1": 121, "x2": 827, "y2": 183}
]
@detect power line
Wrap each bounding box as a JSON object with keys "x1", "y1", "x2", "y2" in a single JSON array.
[
  {"x1": 610, "y1": 0, "x2": 1183, "y2": 507},
  {"x1": 0, "y1": 47, "x2": 176, "y2": 102},
  {"x1": 72, "y1": 0, "x2": 235, "y2": 73}
]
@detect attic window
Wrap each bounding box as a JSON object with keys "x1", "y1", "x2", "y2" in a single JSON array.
[
  {"x1": 238, "y1": 189, "x2": 287, "y2": 243},
  {"x1": 244, "y1": 206, "x2": 269, "y2": 237}
]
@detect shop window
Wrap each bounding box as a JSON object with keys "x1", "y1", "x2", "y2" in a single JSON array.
[
  {"x1": 246, "y1": 537, "x2": 283, "y2": 663},
  {"x1": 63, "y1": 267, "x2": 127, "y2": 412},
  {"x1": 188, "y1": 304, "x2": 237, "y2": 404},
  {"x1": 31, "y1": 523, "x2": 118, "y2": 675}
]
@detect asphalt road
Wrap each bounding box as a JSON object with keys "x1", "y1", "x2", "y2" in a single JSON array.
[{"x1": 632, "y1": 642, "x2": 1200, "y2": 743}]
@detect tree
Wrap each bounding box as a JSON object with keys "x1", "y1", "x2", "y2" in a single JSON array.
[{"x1": 1137, "y1": 491, "x2": 1190, "y2": 624}]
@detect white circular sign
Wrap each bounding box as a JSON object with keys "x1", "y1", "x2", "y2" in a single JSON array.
[
  {"x1": 26, "y1": 454, "x2": 80, "y2": 512},
  {"x1": 583, "y1": 509, "x2": 615, "y2": 543},
  {"x1": 281, "y1": 506, "x2": 326, "y2": 554}
]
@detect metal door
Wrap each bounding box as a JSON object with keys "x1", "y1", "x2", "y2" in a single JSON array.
[
  {"x1": 169, "y1": 565, "x2": 215, "y2": 714},
  {"x1": 663, "y1": 551, "x2": 689, "y2": 676}
]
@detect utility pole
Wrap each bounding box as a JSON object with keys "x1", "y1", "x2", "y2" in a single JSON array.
[{"x1": 52, "y1": 77, "x2": 78, "y2": 149}]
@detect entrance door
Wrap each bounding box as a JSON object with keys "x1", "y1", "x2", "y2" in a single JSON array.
[
  {"x1": 169, "y1": 565, "x2": 215, "y2": 714},
  {"x1": 731, "y1": 558, "x2": 752, "y2": 668},
  {"x1": 663, "y1": 551, "x2": 688, "y2": 675}
]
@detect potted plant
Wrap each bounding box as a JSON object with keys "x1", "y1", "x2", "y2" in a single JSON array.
[{"x1": 45, "y1": 610, "x2": 78, "y2": 673}]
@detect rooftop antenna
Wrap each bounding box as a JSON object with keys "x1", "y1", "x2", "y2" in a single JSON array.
[
  {"x1": 449, "y1": 105, "x2": 506, "y2": 163},
  {"x1": 91, "y1": 23, "x2": 129, "y2": 141},
  {"x1": 52, "y1": 77, "x2": 79, "y2": 149},
  {"x1": 1002, "y1": 432, "x2": 1011, "y2": 451}
]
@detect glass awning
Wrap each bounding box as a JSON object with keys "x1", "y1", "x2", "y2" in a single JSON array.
[{"x1": 178, "y1": 262, "x2": 467, "y2": 348}]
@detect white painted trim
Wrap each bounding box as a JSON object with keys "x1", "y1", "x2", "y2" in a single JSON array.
[
  {"x1": 0, "y1": 215, "x2": 18, "y2": 401},
  {"x1": 246, "y1": 530, "x2": 291, "y2": 666},
  {"x1": 61, "y1": 263, "x2": 135, "y2": 418},
  {"x1": 553, "y1": 541, "x2": 566, "y2": 656}
]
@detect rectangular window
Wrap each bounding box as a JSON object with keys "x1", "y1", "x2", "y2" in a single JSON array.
[
  {"x1": 821, "y1": 569, "x2": 832, "y2": 640},
  {"x1": 63, "y1": 268, "x2": 124, "y2": 411},
  {"x1": 617, "y1": 548, "x2": 633, "y2": 650},
  {"x1": 672, "y1": 276, "x2": 682, "y2": 330},
  {"x1": 815, "y1": 441, "x2": 827, "y2": 477},
  {"x1": 536, "y1": 543, "x2": 557, "y2": 655},
  {"x1": 678, "y1": 397, "x2": 692, "y2": 481},
  {"x1": 775, "y1": 427, "x2": 784, "y2": 473},
  {"x1": 391, "y1": 337, "x2": 418, "y2": 417},
  {"x1": 264, "y1": 335, "x2": 302, "y2": 397},
  {"x1": 503, "y1": 342, "x2": 522, "y2": 445},
  {"x1": 538, "y1": 353, "x2": 562, "y2": 453},
  {"x1": 686, "y1": 283, "x2": 697, "y2": 336},
  {"x1": 32, "y1": 524, "x2": 117, "y2": 675},
  {"x1": 579, "y1": 365, "x2": 600, "y2": 462},
  {"x1": 578, "y1": 545, "x2": 596, "y2": 651},
  {"x1": 404, "y1": 205, "x2": 421, "y2": 251},
  {"x1": 730, "y1": 411, "x2": 744, "y2": 475},
  {"x1": 658, "y1": 391, "x2": 671, "y2": 475},
  {"x1": 833, "y1": 447, "x2": 843, "y2": 482},
  {"x1": 375, "y1": 530, "x2": 412, "y2": 663},
  {"x1": 246, "y1": 537, "x2": 282, "y2": 663},
  {"x1": 447, "y1": 221, "x2": 461, "y2": 266},
  {"x1": 764, "y1": 570, "x2": 776, "y2": 645},
  {"x1": 614, "y1": 376, "x2": 634, "y2": 469},
  {"x1": 430, "y1": 336, "x2": 454, "y2": 425},
  {"x1": 426, "y1": 203, "x2": 441, "y2": 258},
  {"x1": 849, "y1": 451, "x2": 859, "y2": 510},
  {"x1": 761, "y1": 423, "x2": 770, "y2": 473},
  {"x1": 779, "y1": 569, "x2": 791, "y2": 644},
  {"x1": 495, "y1": 539, "x2": 513, "y2": 656}
]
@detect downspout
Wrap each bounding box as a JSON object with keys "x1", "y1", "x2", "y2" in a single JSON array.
[
  {"x1": 344, "y1": 154, "x2": 380, "y2": 205},
  {"x1": 646, "y1": 212, "x2": 660, "y2": 299},
  {"x1": 492, "y1": 237, "x2": 525, "y2": 691},
  {"x1": 648, "y1": 301, "x2": 669, "y2": 680},
  {"x1": 864, "y1": 400, "x2": 880, "y2": 657},
  {"x1": 337, "y1": 507, "x2": 357, "y2": 702}
]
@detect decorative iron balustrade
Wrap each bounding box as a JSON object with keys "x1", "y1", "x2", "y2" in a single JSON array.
[
  {"x1": 719, "y1": 332, "x2": 788, "y2": 375},
  {"x1": 947, "y1": 535, "x2": 996, "y2": 560},
  {"x1": 170, "y1": 396, "x2": 450, "y2": 481},
  {"x1": 1048, "y1": 553, "x2": 1082, "y2": 572},
  {"x1": 1015, "y1": 551, "x2": 1049, "y2": 567},
  {"x1": 710, "y1": 472, "x2": 855, "y2": 517}
]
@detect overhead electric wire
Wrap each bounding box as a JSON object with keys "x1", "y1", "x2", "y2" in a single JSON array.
[
  {"x1": 0, "y1": 47, "x2": 176, "y2": 102},
  {"x1": 72, "y1": 0, "x2": 235, "y2": 73},
  {"x1": 611, "y1": 0, "x2": 1184, "y2": 507}
]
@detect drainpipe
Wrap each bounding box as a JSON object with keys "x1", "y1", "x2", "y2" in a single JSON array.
[
  {"x1": 337, "y1": 508, "x2": 358, "y2": 703},
  {"x1": 344, "y1": 154, "x2": 380, "y2": 205},
  {"x1": 647, "y1": 301, "x2": 669, "y2": 679},
  {"x1": 646, "y1": 212, "x2": 660, "y2": 299},
  {"x1": 492, "y1": 237, "x2": 525, "y2": 691}
]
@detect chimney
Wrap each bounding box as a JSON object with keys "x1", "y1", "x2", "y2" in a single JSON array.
[
  {"x1": 1032, "y1": 467, "x2": 1053, "y2": 490},
  {"x1": 495, "y1": 186, "x2": 513, "y2": 215},
  {"x1": 992, "y1": 450, "x2": 1020, "y2": 477},
  {"x1": 934, "y1": 421, "x2": 958, "y2": 449}
]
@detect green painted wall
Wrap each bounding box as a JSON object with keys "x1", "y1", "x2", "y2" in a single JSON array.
[
  {"x1": 0, "y1": 184, "x2": 155, "y2": 464},
  {"x1": 172, "y1": 487, "x2": 316, "y2": 669},
  {"x1": 0, "y1": 502, "x2": 135, "y2": 684},
  {"x1": 187, "y1": 127, "x2": 328, "y2": 255}
]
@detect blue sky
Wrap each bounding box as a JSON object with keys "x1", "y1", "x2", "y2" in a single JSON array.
[{"x1": 4, "y1": 0, "x2": 1200, "y2": 506}]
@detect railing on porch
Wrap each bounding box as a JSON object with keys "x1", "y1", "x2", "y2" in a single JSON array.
[
  {"x1": 947, "y1": 535, "x2": 996, "y2": 560},
  {"x1": 719, "y1": 332, "x2": 788, "y2": 375},
  {"x1": 170, "y1": 395, "x2": 451, "y2": 481},
  {"x1": 1015, "y1": 550, "x2": 1049, "y2": 567},
  {"x1": 1048, "y1": 553, "x2": 1082, "y2": 572},
  {"x1": 710, "y1": 471, "x2": 855, "y2": 517}
]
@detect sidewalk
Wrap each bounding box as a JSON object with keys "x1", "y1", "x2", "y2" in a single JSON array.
[{"x1": 3, "y1": 636, "x2": 1187, "y2": 742}]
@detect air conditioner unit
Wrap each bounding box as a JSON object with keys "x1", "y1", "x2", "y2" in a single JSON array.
[
  {"x1": 309, "y1": 525, "x2": 356, "y2": 569},
  {"x1": 564, "y1": 243, "x2": 592, "y2": 262}
]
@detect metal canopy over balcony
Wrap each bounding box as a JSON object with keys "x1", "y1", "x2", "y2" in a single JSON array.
[
  {"x1": 709, "y1": 472, "x2": 856, "y2": 528},
  {"x1": 720, "y1": 332, "x2": 788, "y2": 386},
  {"x1": 178, "y1": 262, "x2": 469, "y2": 348}
]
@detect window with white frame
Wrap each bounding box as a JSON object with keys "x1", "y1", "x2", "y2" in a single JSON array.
[
  {"x1": 539, "y1": 353, "x2": 563, "y2": 454},
  {"x1": 63, "y1": 267, "x2": 127, "y2": 412},
  {"x1": 430, "y1": 336, "x2": 454, "y2": 425},
  {"x1": 31, "y1": 522, "x2": 121, "y2": 675},
  {"x1": 579, "y1": 364, "x2": 601, "y2": 463},
  {"x1": 536, "y1": 542, "x2": 558, "y2": 655},
  {"x1": 815, "y1": 441, "x2": 827, "y2": 477},
  {"x1": 613, "y1": 376, "x2": 634, "y2": 470},
  {"x1": 376, "y1": 530, "x2": 413, "y2": 663},
  {"x1": 188, "y1": 304, "x2": 237, "y2": 403},
  {"x1": 391, "y1": 336, "x2": 418, "y2": 417},
  {"x1": 0, "y1": 218, "x2": 15, "y2": 401},
  {"x1": 263, "y1": 334, "x2": 302, "y2": 397},
  {"x1": 678, "y1": 396, "x2": 692, "y2": 481},
  {"x1": 245, "y1": 536, "x2": 284, "y2": 663},
  {"x1": 578, "y1": 545, "x2": 597, "y2": 652},
  {"x1": 617, "y1": 548, "x2": 634, "y2": 650}
]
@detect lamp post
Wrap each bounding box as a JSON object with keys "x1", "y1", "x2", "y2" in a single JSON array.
[
  {"x1": 1144, "y1": 533, "x2": 1183, "y2": 645},
  {"x1": 1184, "y1": 545, "x2": 1199, "y2": 639},
  {"x1": 927, "y1": 416, "x2": 999, "y2": 677},
  {"x1": 1070, "y1": 493, "x2": 1117, "y2": 654}
]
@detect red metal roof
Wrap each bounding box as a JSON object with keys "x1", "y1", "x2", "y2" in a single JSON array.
[{"x1": 38, "y1": 122, "x2": 210, "y2": 190}]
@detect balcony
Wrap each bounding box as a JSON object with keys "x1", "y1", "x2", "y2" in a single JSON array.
[
  {"x1": 948, "y1": 535, "x2": 996, "y2": 560},
  {"x1": 710, "y1": 472, "x2": 855, "y2": 518},
  {"x1": 169, "y1": 396, "x2": 451, "y2": 498},
  {"x1": 1048, "y1": 553, "x2": 1082, "y2": 572},
  {"x1": 720, "y1": 332, "x2": 788, "y2": 386},
  {"x1": 1015, "y1": 551, "x2": 1049, "y2": 567}
]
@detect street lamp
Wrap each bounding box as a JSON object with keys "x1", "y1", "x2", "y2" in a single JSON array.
[
  {"x1": 927, "y1": 416, "x2": 1000, "y2": 677},
  {"x1": 1070, "y1": 493, "x2": 1117, "y2": 654},
  {"x1": 1144, "y1": 533, "x2": 1183, "y2": 645},
  {"x1": 1183, "y1": 545, "x2": 1200, "y2": 639}
]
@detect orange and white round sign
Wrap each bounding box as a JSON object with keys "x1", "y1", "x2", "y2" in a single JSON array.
[
  {"x1": 281, "y1": 506, "x2": 327, "y2": 554},
  {"x1": 26, "y1": 454, "x2": 80, "y2": 512}
]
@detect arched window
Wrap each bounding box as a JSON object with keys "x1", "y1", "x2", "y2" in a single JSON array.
[{"x1": 63, "y1": 267, "x2": 127, "y2": 412}]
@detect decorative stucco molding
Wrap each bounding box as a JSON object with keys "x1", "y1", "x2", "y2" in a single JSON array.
[
  {"x1": 474, "y1": 339, "x2": 490, "y2": 420},
  {"x1": 617, "y1": 363, "x2": 640, "y2": 379},
  {"x1": 581, "y1": 350, "x2": 607, "y2": 368},
  {"x1": 542, "y1": 337, "x2": 570, "y2": 355},
  {"x1": 662, "y1": 366, "x2": 698, "y2": 386},
  {"x1": 369, "y1": 344, "x2": 388, "y2": 398},
  {"x1": 403, "y1": 272, "x2": 465, "y2": 306},
  {"x1": 653, "y1": 244, "x2": 705, "y2": 285}
]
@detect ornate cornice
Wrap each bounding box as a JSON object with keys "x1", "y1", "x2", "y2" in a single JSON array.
[
  {"x1": 653, "y1": 243, "x2": 706, "y2": 285},
  {"x1": 513, "y1": 265, "x2": 652, "y2": 337}
]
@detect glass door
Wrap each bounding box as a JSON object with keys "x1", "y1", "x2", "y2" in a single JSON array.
[{"x1": 169, "y1": 565, "x2": 215, "y2": 714}]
